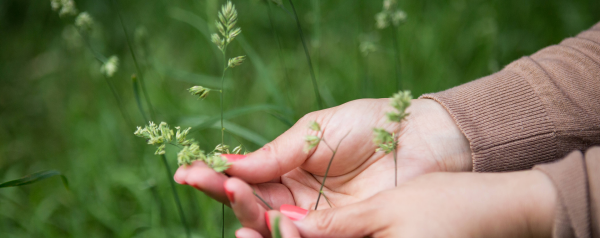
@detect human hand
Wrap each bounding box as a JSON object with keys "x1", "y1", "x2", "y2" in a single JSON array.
[
  {"x1": 174, "y1": 98, "x2": 472, "y2": 236},
  {"x1": 255, "y1": 171, "x2": 556, "y2": 238}
]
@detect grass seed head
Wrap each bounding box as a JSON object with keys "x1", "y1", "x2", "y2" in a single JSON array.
[
  {"x1": 308, "y1": 121, "x2": 321, "y2": 132},
  {"x1": 232, "y1": 145, "x2": 242, "y2": 154},
  {"x1": 50, "y1": 0, "x2": 79, "y2": 17},
  {"x1": 207, "y1": 154, "x2": 231, "y2": 172},
  {"x1": 387, "y1": 90, "x2": 412, "y2": 122},
  {"x1": 188, "y1": 86, "x2": 211, "y2": 99},
  {"x1": 75, "y1": 12, "x2": 94, "y2": 33},
  {"x1": 214, "y1": 1, "x2": 241, "y2": 51},
  {"x1": 376, "y1": 0, "x2": 407, "y2": 29},
  {"x1": 227, "y1": 56, "x2": 246, "y2": 68},
  {"x1": 177, "y1": 143, "x2": 206, "y2": 166},
  {"x1": 100, "y1": 56, "x2": 119, "y2": 78},
  {"x1": 304, "y1": 135, "x2": 320, "y2": 153},
  {"x1": 373, "y1": 128, "x2": 395, "y2": 153}
]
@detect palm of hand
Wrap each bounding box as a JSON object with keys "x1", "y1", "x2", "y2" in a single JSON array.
[
  {"x1": 174, "y1": 99, "x2": 470, "y2": 236},
  {"x1": 257, "y1": 99, "x2": 447, "y2": 210}
]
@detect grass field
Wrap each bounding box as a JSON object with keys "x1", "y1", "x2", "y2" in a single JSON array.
[{"x1": 1, "y1": 0, "x2": 598, "y2": 237}]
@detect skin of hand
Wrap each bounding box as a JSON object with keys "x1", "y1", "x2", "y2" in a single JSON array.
[
  {"x1": 254, "y1": 170, "x2": 557, "y2": 238},
  {"x1": 173, "y1": 98, "x2": 472, "y2": 236}
]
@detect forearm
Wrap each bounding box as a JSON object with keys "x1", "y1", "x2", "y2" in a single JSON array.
[
  {"x1": 420, "y1": 22, "x2": 600, "y2": 172},
  {"x1": 431, "y1": 171, "x2": 556, "y2": 238}
]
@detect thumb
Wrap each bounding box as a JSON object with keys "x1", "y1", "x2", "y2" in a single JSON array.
[
  {"x1": 280, "y1": 202, "x2": 385, "y2": 238},
  {"x1": 224, "y1": 112, "x2": 322, "y2": 183}
]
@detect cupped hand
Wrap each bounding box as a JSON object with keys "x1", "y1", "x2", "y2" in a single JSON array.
[
  {"x1": 174, "y1": 98, "x2": 472, "y2": 236},
  {"x1": 260, "y1": 171, "x2": 556, "y2": 238}
]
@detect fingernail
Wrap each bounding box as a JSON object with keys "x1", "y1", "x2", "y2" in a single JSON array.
[
  {"x1": 280, "y1": 204, "x2": 308, "y2": 221},
  {"x1": 265, "y1": 211, "x2": 271, "y2": 231},
  {"x1": 221, "y1": 154, "x2": 247, "y2": 162},
  {"x1": 224, "y1": 185, "x2": 235, "y2": 203},
  {"x1": 173, "y1": 168, "x2": 189, "y2": 184}
]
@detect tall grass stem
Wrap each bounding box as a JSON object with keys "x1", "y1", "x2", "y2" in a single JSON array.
[
  {"x1": 113, "y1": 0, "x2": 156, "y2": 120},
  {"x1": 266, "y1": 1, "x2": 295, "y2": 116},
  {"x1": 314, "y1": 131, "x2": 351, "y2": 210},
  {"x1": 161, "y1": 154, "x2": 191, "y2": 238},
  {"x1": 287, "y1": 0, "x2": 323, "y2": 110},
  {"x1": 390, "y1": 27, "x2": 402, "y2": 91}
]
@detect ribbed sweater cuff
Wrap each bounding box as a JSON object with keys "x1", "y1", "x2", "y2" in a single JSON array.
[
  {"x1": 420, "y1": 58, "x2": 558, "y2": 172},
  {"x1": 534, "y1": 151, "x2": 590, "y2": 238}
]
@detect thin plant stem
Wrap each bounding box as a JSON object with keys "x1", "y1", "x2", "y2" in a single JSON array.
[
  {"x1": 314, "y1": 130, "x2": 351, "y2": 210},
  {"x1": 287, "y1": 0, "x2": 323, "y2": 110},
  {"x1": 113, "y1": 0, "x2": 156, "y2": 120},
  {"x1": 132, "y1": 76, "x2": 148, "y2": 123},
  {"x1": 253, "y1": 190, "x2": 273, "y2": 210},
  {"x1": 219, "y1": 43, "x2": 229, "y2": 238},
  {"x1": 72, "y1": 26, "x2": 133, "y2": 127},
  {"x1": 266, "y1": 0, "x2": 295, "y2": 115},
  {"x1": 390, "y1": 26, "x2": 402, "y2": 91},
  {"x1": 320, "y1": 191, "x2": 332, "y2": 208},
  {"x1": 131, "y1": 74, "x2": 191, "y2": 238},
  {"x1": 320, "y1": 138, "x2": 335, "y2": 152},
  {"x1": 104, "y1": 75, "x2": 134, "y2": 128},
  {"x1": 161, "y1": 154, "x2": 191, "y2": 238},
  {"x1": 393, "y1": 148, "x2": 397, "y2": 187},
  {"x1": 220, "y1": 49, "x2": 228, "y2": 147}
]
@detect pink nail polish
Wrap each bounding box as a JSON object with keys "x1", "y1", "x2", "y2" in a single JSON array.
[
  {"x1": 265, "y1": 211, "x2": 271, "y2": 231},
  {"x1": 221, "y1": 154, "x2": 247, "y2": 162},
  {"x1": 224, "y1": 186, "x2": 235, "y2": 203},
  {"x1": 280, "y1": 204, "x2": 308, "y2": 221}
]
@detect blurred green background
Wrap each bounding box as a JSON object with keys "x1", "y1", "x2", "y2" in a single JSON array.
[{"x1": 0, "y1": 0, "x2": 598, "y2": 237}]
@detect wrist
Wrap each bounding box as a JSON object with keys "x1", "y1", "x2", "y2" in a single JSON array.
[
  {"x1": 521, "y1": 170, "x2": 556, "y2": 237},
  {"x1": 482, "y1": 170, "x2": 556, "y2": 237},
  {"x1": 408, "y1": 99, "x2": 473, "y2": 172}
]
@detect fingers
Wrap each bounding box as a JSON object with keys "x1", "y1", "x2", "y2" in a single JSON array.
[
  {"x1": 225, "y1": 178, "x2": 270, "y2": 237},
  {"x1": 173, "y1": 160, "x2": 229, "y2": 204},
  {"x1": 284, "y1": 201, "x2": 385, "y2": 238},
  {"x1": 235, "y1": 228, "x2": 263, "y2": 238},
  {"x1": 224, "y1": 113, "x2": 319, "y2": 183},
  {"x1": 266, "y1": 210, "x2": 302, "y2": 238}
]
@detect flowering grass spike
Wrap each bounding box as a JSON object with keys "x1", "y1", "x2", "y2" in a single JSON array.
[
  {"x1": 372, "y1": 90, "x2": 413, "y2": 187},
  {"x1": 188, "y1": 86, "x2": 211, "y2": 99},
  {"x1": 134, "y1": 122, "x2": 232, "y2": 171},
  {"x1": 100, "y1": 56, "x2": 119, "y2": 78},
  {"x1": 375, "y1": 0, "x2": 407, "y2": 29}
]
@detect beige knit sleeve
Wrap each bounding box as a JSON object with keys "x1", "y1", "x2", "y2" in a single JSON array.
[
  {"x1": 420, "y1": 22, "x2": 600, "y2": 172},
  {"x1": 533, "y1": 147, "x2": 600, "y2": 238}
]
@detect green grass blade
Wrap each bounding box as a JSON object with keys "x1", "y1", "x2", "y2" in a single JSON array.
[
  {"x1": 212, "y1": 121, "x2": 270, "y2": 146},
  {"x1": 0, "y1": 170, "x2": 69, "y2": 190},
  {"x1": 272, "y1": 216, "x2": 282, "y2": 238},
  {"x1": 287, "y1": 0, "x2": 323, "y2": 110},
  {"x1": 185, "y1": 104, "x2": 293, "y2": 131},
  {"x1": 161, "y1": 154, "x2": 191, "y2": 238},
  {"x1": 112, "y1": 0, "x2": 156, "y2": 121}
]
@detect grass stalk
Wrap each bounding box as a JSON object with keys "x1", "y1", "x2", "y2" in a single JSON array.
[
  {"x1": 113, "y1": 0, "x2": 192, "y2": 236},
  {"x1": 131, "y1": 58, "x2": 191, "y2": 238},
  {"x1": 314, "y1": 131, "x2": 351, "y2": 210},
  {"x1": 161, "y1": 154, "x2": 191, "y2": 238},
  {"x1": 113, "y1": 0, "x2": 156, "y2": 121},
  {"x1": 390, "y1": 26, "x2": 402, "y2": 92},
  {"x1": 131, "y1": 76, "x2": 148, "y2": 123},
  {"x1": 266, "y1": 0, "x2": 295, "y2": 115},
  {"x1": 320, "y1": 191, "x2": 332, "y2": 208},
  {"x1": 286, "y1": 0, "x2": 323, "y2": 110},
  {"x1": 253, "y1": 190, "x2": 273, "y2": 210},
  {"x1": 393, "y1": 147, "x2": 397, "y2": 187},
  {"x1": 72, "y1": 25, "x2": 133, "y2": 127}
]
